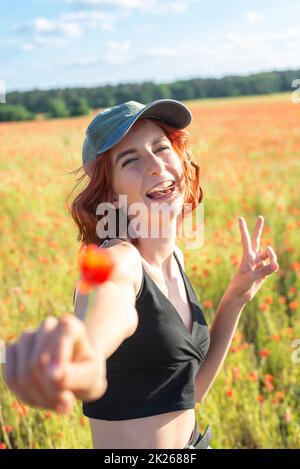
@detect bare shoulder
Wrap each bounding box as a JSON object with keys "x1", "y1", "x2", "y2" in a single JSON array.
[
  {"x1": 100, "y1": 239, "x2": 143, "y2": 296},
  {"x1": 75, "y1": 239, "x2": 142, "y2": 300},
  {"x1": 74, "y1": 239, "x2": 143, "y2": 321},
  {"x1": 174, "y1": 244, "x2": 185, "y2": 270}
]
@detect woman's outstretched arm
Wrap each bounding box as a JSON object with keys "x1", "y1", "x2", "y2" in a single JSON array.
[
  {"x1": 1, "y1": 240, "x2": 140, "y2": 413},
  {"x1": 75, "y1": 239, "x2": 140, "y2": 361}
]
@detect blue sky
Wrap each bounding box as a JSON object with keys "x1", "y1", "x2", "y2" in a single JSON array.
[{"x1": 1, "y1": 0, "x2": 300, "y2": 92}]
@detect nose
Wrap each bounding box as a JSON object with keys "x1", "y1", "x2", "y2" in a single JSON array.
[{"x1": 146, "y1": 151, "x2": 165, "y2": 174}]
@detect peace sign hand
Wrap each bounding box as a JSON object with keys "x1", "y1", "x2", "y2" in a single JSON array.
[{"x1": 226, "y1": 216, "x2": 279, "y2": 304}]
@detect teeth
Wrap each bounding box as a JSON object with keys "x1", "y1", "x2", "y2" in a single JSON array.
[{"x1": 147, "y1": 180, "x2": 174, "y2": 195}]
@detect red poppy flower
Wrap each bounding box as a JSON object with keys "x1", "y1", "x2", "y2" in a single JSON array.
[
  {"x1": 259, "y1": 348, "x2": 271, "y2": 358},
  {"x1": 78, "y1": 243, "x2": 114, "y2": 294}
]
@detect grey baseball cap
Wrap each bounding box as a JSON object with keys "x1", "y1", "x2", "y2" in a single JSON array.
[{"x1": 82, "y1": 99, "x2": 192, "y2": 171}]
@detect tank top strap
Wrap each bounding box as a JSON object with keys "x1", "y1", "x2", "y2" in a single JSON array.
[{"x1": 100, "y1": 237, "x2": 129, "y2": 247}]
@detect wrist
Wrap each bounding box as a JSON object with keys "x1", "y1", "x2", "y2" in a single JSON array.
[{"x1": 222, "y1": 288, "x2": 248, "y2": 311}]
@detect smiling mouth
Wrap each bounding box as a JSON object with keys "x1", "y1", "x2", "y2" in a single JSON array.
[{"x1": 146, "y1": 181, "x2": 177, "y2": 199}]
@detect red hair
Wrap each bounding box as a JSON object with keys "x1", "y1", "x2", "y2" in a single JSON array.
[{"x1": 66, "y1": 117, "x2": 203, "y2": 247}]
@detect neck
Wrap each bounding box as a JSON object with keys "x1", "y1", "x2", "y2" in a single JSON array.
[{"x1": 134, "y1": 217, "x2": 178, "y2": 275}]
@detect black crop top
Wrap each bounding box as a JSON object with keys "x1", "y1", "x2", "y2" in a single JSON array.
[{"x1": 78, "y1": 249, "x2": 210, "y2": 421}]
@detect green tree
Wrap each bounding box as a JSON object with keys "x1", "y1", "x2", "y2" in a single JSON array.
[
  {"x1": 0, "y1": 104, "x2": 34, "y2": 121},
  {"x1": 69, "y1": 97, "x2": 91, "y2": 116},
  {"x1": 47, "y1": 98, "x2": 69, "y2": 118}
]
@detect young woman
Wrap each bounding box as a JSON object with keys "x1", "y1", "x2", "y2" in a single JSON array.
[{"x1": 2, "y1": 99, "x2": 279, "y2": 449}]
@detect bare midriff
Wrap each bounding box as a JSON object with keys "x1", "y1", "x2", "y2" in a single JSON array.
[{"x1": 89, "y1": 408, "x2": 196, "y2": 449}]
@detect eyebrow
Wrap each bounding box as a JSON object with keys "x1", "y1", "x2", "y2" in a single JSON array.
[{"x1": 115, "y1": 136, "x2": 168, "y2": 165}]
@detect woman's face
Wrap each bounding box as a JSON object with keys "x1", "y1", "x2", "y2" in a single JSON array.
[{"x1": 109, "y1": 119, "x2": 185, "y2": 232}]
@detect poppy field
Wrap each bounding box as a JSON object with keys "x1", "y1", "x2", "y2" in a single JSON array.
[{"x1": 0, "y1": 92, "x2": 299, "y2": 448}]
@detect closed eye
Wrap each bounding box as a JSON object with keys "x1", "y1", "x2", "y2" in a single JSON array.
[
  {"x1": 121, "y1": 147, "x2": 170, "y2": 167},
  {"x1": 122, "y1": 158, "x2": 138, "y2": 167},
  {"x1": 158, "y1": 146, "x2": 170, "y2": 152}
]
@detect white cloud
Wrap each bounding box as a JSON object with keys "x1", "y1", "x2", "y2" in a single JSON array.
[
  {"x1": 13, "y1": 16, "x2": 83, "y2": 51},
  {"x1": 177, "y1": 28, "x2": 300, "y2": 76},
  {"x1": 60, "y1": 26, "x2": 300, "y2": 76},
  {"x1": 62, "y1": 10, "x2": 116, "y2": 30},
  {"x1": 246, "y1": 11, "x2": 264, "y2": 26},
  {"x1": 14, "y1": 16, "x2": 82, "y2": 38},
  {"x1": 11, "y1": 0, "x2": 194, "y2": 54},
  {"x1": 34, "y1": 18, "x2": 55, "y2": 34}
]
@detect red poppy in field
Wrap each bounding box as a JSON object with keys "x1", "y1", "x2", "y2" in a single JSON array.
[
  {"x1": 232, "y1": 367, "x2": 241, "y2": 380},
  {"x1": 259, "y1": 303, "x2": 269, "y2": 313},
  {"x1": 290, "y1": 261, "x2": 300, "y2": 272},
  {"x1": 264, "y1": 296, "x2": 273, "y2": 305},
  {"x1": 240, "y1": 342, "x2": 249, "y2": 350},
  {"x1": 259, "y1": 348, "x2": 271, "y2": 358},
  {"x1": 12, "y1": 400, "x2": 30, "y2": 416},
  {"x1": 3, "y1": 426, "x2": 13, "y2": 433},
  {"x1": 264, "y1": 380, "x2": 274, "y2": 391},
  {"x1": 272, "y1": 333, "x2": 281, "y2": 342},
  {"x1": 264, "y1": 374, "x2": 274, "y2": 382},
  {"x1": 203, "y1": 299, "x2": 213, "y2": 308},
  {"x1": 248, "y1": 371, "x2": 258, "y2": 381},
  {"x1": 289, "y1": 300, "x2": 298, "y2": 311},
  {"x1": 275, "y1": 391, "x2": 284, "y2": 401},
  {"x1": 226, "y1": 388, "x2": 234, "y2": 398},
  {"x1": 77, "y1": 243, "x2": 114, "y2": 294},
  {"x1": 279, "y1": 296, "x2": 286, "y2": 305}
]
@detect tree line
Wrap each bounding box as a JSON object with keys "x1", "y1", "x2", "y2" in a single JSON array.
[{"x1": 0, "y1": 68, "x2": 299, "y2": 122}]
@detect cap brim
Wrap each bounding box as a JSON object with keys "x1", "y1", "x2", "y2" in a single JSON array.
[{"x1": 137, "y1": 99, "x2": 192, "y2": 129}]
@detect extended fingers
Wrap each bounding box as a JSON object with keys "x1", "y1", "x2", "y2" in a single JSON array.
[
  {"x1": 238, "y1": 217, "x2": 252, "y2": 256},
  {"x1": 252, "y1": 215, "x2": 264, "y2": 252}
]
